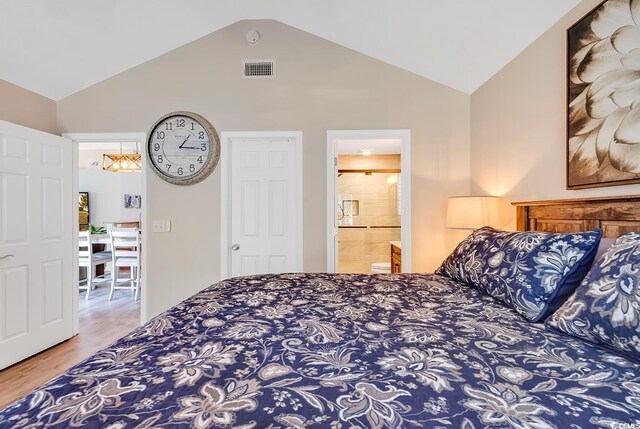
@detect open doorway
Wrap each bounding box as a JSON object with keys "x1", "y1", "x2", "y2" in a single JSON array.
[
  {"x1": 66, "y1": 132, "x2": 146, "y2": 338},
  {"x1": 327, "y1": 130, "x2": 411, "y2": 274}
]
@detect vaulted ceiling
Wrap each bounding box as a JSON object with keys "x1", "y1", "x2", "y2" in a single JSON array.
[{"x1": 0, "y1": 0, "x2": 580, "y2": 100}]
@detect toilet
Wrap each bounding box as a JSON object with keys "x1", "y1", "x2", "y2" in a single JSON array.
[{"x1": 371, "y1": 262, "x2": 391, "y2": 274}]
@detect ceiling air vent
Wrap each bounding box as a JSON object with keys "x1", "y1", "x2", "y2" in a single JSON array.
[{"x1": 242, "y1": 59, "x2": 276, "y2": 79}]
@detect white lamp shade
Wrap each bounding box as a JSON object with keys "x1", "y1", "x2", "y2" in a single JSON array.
[{"x1": 446, "y1": 196, "x2": 500, "y2": 230}]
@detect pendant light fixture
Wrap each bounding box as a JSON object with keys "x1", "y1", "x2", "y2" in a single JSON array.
[{"x1": 103, "y1": 142, "x2": 142, "y2": 172}]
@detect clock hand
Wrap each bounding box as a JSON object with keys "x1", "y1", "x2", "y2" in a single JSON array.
[{"x1": 179, "y1": 135, "x2": 190, "y2": 148}]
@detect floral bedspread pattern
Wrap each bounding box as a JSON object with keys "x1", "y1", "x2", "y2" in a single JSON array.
[
  {"x1": 436, "y1": 227, "x2": 601, "y2": 322},
  {"x1": 549, "y1": 232, "x2": 640, "y2": 362},
  {"x1": 1, "y1": 273, "x2": 639, "y2": 428}
]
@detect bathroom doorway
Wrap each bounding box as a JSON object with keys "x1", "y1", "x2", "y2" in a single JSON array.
[{"x1": 326, "y1": 130, "x2": 411, "y2": 274}]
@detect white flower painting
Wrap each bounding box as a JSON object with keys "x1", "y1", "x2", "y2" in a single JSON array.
[
  {"x1": 124, "y1": 194, "x2": 141, "y2": 209},
  {"x1": 568, "y1": 0, "x2": 640, "y2": 188}
]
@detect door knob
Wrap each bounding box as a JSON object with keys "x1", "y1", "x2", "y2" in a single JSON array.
[
  {"x1": 231, "y1": 244, "x2": 240, "y2": 251},
  {"x1": 0, "y1": 254, "x2": 14, "y2": 261}
]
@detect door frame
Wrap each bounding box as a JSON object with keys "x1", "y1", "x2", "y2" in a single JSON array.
[
  {"x1": 326, "y1": 129, "x2": 412, "y2": 273},
  {"x1": 220, "y1": 131, "x2": 303, "y2": 280},
  {"x1": 64, "y1": 132, "x2": 147, "y2": 328}
]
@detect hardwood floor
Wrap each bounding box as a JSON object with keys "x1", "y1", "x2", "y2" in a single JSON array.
[{"x1": 0, "y1": 285, "x2": 140, "y2": 409}]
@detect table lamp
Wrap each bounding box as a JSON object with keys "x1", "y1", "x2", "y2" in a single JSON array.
[{"x1": 446, "y1": 196, "x2": 500, "y2": 230}]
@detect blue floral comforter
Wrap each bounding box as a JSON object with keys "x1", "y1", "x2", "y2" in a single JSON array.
[{"x1": 1, "y1": 273, "x2": 639, "y2": 428}]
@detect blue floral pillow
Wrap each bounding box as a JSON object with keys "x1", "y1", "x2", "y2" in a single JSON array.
[
  {"x1": 436, "y1": 227, "x2": 602, "y2": 322},
  {"x1": 547, "y1": 232, "x2": 640, "y2": 361}
]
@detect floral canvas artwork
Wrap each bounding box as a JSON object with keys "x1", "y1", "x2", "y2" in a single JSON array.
[{"x1": 568, "y1": 0, "x2": 640, "y2": 188}]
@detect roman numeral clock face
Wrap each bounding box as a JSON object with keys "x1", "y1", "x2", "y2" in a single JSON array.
[{"x1": 147, "y1": 112, "x2": 220, "y2": 185}]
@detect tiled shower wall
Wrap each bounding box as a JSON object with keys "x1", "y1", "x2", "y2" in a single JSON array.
[{"x1": 338, "y1": 171, "x2": 401, "y2": 273}]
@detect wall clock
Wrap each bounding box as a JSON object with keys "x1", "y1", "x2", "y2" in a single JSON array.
[{"x1": 147, "y1": 111, "x2": 220, "y2": 185}]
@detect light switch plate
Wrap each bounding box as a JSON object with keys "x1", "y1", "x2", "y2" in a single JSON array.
[{"x1": 152, "y1": 220, "x2": 171, "y2": 233}]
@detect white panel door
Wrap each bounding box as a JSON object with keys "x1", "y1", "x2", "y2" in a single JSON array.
[
  {"x1": 230, "y1": 136, "x2": 301, "y2": 277},
  {"x1": 0, "y1": 120, "x2": 73, "y2": 370}
]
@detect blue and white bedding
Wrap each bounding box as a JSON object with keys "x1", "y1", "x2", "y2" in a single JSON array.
[{"x1": 1, "y1": 273, "x2": 639, "y2": 428}]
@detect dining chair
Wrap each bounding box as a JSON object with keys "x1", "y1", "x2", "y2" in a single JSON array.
[
  {"x1": 109, "y1": 228, "x2": 141, "y2": 301},
  {"x1": 78, "y1": 231, "x2": 111, "y2": 300}
]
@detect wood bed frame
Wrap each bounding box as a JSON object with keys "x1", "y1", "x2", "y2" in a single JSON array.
[{"x1": 512, "y1": 195, "x2": 640, "y2": 238}]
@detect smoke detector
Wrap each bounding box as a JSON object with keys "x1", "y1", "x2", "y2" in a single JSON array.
[{"x1": 246, "y1": 30, "x2": 261, "y2": 45}]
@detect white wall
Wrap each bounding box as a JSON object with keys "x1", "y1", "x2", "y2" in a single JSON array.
[
  {"x1": 0, "y1": 79, "x2": 58, "y2": 134},
  {"x1": 79, "y1": 150, "x2": 142, "y2": 227},
  {"x1": 470, "y1": 0, "x2": 640, "y2": 230},
  {"x1": 58, "y1": 20, "x2": 470, "y2": 321}
]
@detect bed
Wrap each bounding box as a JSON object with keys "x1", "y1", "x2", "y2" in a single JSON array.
[{"x1": 1, "y1": 196, "x2": 639, "y2": 428}]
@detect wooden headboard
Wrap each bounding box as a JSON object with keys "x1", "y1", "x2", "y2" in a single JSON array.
[{"x1": 512, "y1": 195, "x2": 640, "y2": 238}]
